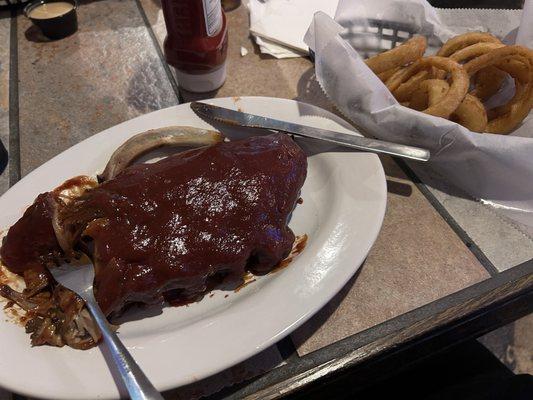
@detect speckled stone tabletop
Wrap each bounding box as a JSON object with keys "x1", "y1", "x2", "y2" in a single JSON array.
[
  {"x1": 0, "y1": 1, "x2": 531, "y2": 399},
  {"x1": 0, "y1": 11, "x2": 10, "y2": 195}
]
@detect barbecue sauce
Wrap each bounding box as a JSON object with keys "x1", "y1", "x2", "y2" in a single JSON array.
[{"x1": 1, "y1": 134, "x2": 308, "y2": 317}]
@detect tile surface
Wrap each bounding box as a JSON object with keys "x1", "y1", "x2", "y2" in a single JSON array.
[
  {"x1": 290, "y1": 156, "x2": 490, "y2": 356},
  {"x1": 411, "y1": 164, "x2": 533, "y2": 272},
  {"x1": 0, "y1": 12, "x2": 10, "y2": 195},
  {"x1": 17, "y1": 0, "x2": 179, "y2": 176}
]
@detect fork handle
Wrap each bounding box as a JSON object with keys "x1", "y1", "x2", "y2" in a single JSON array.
[{"x1": 85, "y1": 296, "x2": 164, "y2": 400}]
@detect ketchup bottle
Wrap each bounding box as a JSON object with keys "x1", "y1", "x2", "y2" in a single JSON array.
[{"x1": 161, "y1": 0, "x2": 228, "y2": 93}]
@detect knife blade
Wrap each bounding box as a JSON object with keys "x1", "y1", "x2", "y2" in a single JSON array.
[{"x1": 190, "y1": 102, "x2": 430, "y2": 162}]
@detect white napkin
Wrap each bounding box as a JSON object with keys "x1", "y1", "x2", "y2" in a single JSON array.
[
  {"x1": 254, "y1": 35, "x2": 305, "y2": 58},
  {"x1": 517, "y1": 0, "x2": 533, "y2": 45},
  {"x1": 249, "y1": 0, "x2": 338, "y2": 58},
  {"x1": 304, "y1": 0, "x2": 533, "y2": 227}
]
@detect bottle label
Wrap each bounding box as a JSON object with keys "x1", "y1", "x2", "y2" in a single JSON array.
[{"x1": 202, "y1": 0, "x2": 222, "y2": 37}]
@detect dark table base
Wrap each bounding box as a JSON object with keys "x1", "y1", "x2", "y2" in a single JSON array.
[{"x1": 291, "y1": 340, "x2": 533, "y2": 400}]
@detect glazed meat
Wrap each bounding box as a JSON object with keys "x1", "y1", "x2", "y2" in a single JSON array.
[
  {"x1": 1, "y1": 133, "x2": 307, "y2": 323},
  {"x1": 0, "y1": 192, "x2": 63, "y2": 274}
]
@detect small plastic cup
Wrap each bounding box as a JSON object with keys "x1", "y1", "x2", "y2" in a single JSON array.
[{"x1": 24, "y1": 0, "x2": 78, "y2": 40}]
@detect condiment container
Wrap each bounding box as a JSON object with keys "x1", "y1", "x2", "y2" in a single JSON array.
[
  {"x1": 24, "y1": 0, "x2": 77, "y2": 40},
  {"x1": 161, "y1": 0, "x2": 228, "y2": 93}
]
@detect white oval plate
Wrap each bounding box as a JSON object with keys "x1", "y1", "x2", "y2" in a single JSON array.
[{"x1": 0, "y1": 97, "x2": 386, "y2": 399}]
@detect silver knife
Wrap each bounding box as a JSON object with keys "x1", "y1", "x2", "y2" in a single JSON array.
[{"x1": 190, "y1": 102, "x2": 430, "y2": 162}]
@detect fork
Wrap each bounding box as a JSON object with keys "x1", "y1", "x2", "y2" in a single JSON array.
[{"x1": 50, "y1": 261, "x2": 164, "y2": 400}]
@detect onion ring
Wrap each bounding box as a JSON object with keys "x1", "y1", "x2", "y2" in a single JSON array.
[
  {"x1": 409, "y1": 79, "x2": 449, "y2": 111},
  {"x1": 409, "y1": 80, "x2": 487, "y2": 132},
  {"x1": 464, "y1": 45, "x2": 533, "y2": 133},
  {"x1": 464, "y1": 45, "x2": 532, "y2": 75},
  {"x1": 448, "y1": 43, "x2": 524, "y2": 100},
  {"x1": 449, "y1": 43, "x2": 507, "y2": 100},
  {"x1": 365, "y1": 36, "x2": 426, "y2": 74},
  {"x1": 437, "y1": 32, "x2": 501, "y2": 57},
  {"x1": 434, "y1": 42, "x2": 504, "y2": 79},
  {"x1": 99, "y1": 126, "x2": 224, "y2": 181},
  {"x1": 368, "y1": 31, "x2": 531, "y2": 134},
  {"x1": 487, "y1": 81, "x2": 527, "y2": 120},
  {"x1": 387, "y1": 57, "x2": 469, "y2": 118},
  {"x1": 451, "y1": 94, "x2": 488, "y2": 132},
  {"x1": 471, "y1": 66, "x2": 507, "y2": 100},
  {"x1": 443, "y1": 42, "x2": 507, "y2": 100},
  {"x1": 389, "y1": 70, "x2": 430, "y2": 102},
  {"x1": 377, "y1": 67, "x2": 401, "y2": 82},
  {"x1": 497, "y1": 58, "x2": 529, "y2": 83},
  {"x1": 450, "y1": 42, "x2": 505, "y2": 63}
]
